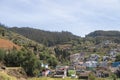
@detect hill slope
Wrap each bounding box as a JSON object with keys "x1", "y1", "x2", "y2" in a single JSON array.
[
  {"x1": 0, "y1": 25, "x2": 44, "y2": 50},
  {"x1": 9, "y1": 27, "x2": 79, "y2": 46},
  {"x1": 0, "y1": 24, "x2": 61, "y2": 77}
]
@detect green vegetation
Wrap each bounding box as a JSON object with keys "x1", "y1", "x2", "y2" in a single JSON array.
[
  {"x1": 88, "y1": 73, "x2": 96, "y2": 80},
  {"x1": 116, "y1": 54, "x2": 120, "y2": 62},
  {"x1": 28, "y1": 77, "x2": 78, "y2": 80},
  {"x1": 9, "y1": 27, "x2": 79, "y2": 46},
  {"x1": 0, "y1": 72, "x2": 17, "y2": 80},
  {"x1": 0, "y1": 24, "x2": 61, "y2": 76},
  {"x1": 86, "y1": 30, "x2": 120, "y2": 43},
  {"x1": 86, "y1": 30, "x2": 120, "y2": 38},
  {"x1": 3, "y1": 49, "x2": 41, "y2": 76},
  {"x1": 0, "y1": 49, "x2": 5, "y2": 62},
  {"x1": 28, "y1": 77, "x2": 120, "y2": 80},
  {"x1": 54, "y1": 47, "x2": 70, "y2": 64},
  {"x1": 68, "y1": 70, "x2": 76, "y2": 76}
]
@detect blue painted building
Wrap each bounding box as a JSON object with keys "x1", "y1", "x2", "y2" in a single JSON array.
[{"x1": 112, "y1": 62, "x2": 120, "y2": 67}]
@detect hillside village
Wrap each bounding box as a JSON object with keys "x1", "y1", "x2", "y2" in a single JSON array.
[
  {"x1": 0, "y1": 25, "x2": 120, "y2": 80},
  {"x1": 69, "y1": 40, "x2": 120, "y2": 78}
]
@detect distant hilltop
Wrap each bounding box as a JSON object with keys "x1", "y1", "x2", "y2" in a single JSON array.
[{"x1": 86, "y1": 30, "x2": 120, "y2": 38}]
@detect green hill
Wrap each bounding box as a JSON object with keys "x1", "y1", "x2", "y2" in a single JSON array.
[
  {"x1": 0, "y1": 24, "x2": 59, "y2": 77},
  {"x1": 86, "y1": 30, "x2": 120, "y2": 44},
  {"x1": 86, "y1": 30, "x2": 120, "y2": 38},
  {"x1": 9, "y1": 27, "x2": 79, "y2": 46}
]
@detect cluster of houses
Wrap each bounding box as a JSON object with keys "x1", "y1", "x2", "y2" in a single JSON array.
[
  {"x1": 68, "y1": 48, "x2": 120, "y2": 78},
  {"x1": 40, "y1": 48, "x2": 120, "y2": 79},
  {"x1": 40, "y1": 40, "x2": 120, "y2": 79}
]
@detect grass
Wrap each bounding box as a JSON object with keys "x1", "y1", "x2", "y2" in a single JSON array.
[
  {"x1": 101, "y1": 78, "x2": 120, "y2": 80},
  {"x1": 28, "y1": 77, "x2": 120, "y2": 80},
  {"x1": 28, "y1": 77, "x2": 78, "y2": 80},
  {"x1": 0, "y1": 71, "x2": 17, "y2": 80}
]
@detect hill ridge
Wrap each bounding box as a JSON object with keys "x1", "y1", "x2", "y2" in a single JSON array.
[
  {"x1": 9, "y1": 27, "x2": 79, "y2": 46},
  {"x1": 86, "y1": 30, "x2": 120, "y2": 38}
]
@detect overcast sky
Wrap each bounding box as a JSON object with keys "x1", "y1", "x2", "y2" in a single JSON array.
[{"x1": 0, "y1": 0, "x2": 120, "y2": 37}]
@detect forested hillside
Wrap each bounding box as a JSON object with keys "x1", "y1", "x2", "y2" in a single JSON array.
[
  {"x1": 86, "y1": 30, "x2": 120, "y2": 44},
  {"x1": 9, "y1": 27, "x2": 79, "y2": 46},
  {"x1": 86, "y1": 30, "x2": 120, "y2": 38}
]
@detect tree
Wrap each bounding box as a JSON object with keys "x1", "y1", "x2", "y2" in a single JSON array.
[
  {"x1": 22, "y1": 51, "x2": 41, "y2": 76},
  {"x1": 54, "y1": 47, "x2": 70, "y2": 64},
  {"x1": 4, "y1": 49, "x2": 42, "y2": 76},
  {"x1": 47, "y1": 57, "x2": 58, "y2": 68},
  {"x1": 0, "y1": 49, "x2": 5, "y2": 62},
  {"x1": 4, "y1": 50, "x2": 26, "y2": 67},
  {"x1": 115, "y1": 54, "x2": 120, "y2": 62}
]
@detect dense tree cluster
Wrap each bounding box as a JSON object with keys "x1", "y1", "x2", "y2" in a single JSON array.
[
  {"x1": 0, "y1": 49, "x2": 40, "y2": 76},
  {"x1": 54, "y1": 47, "x2": 70, "y2": 64},
  {"x1": 0, "y1": 48, "x2": 58, "y2": 76}
]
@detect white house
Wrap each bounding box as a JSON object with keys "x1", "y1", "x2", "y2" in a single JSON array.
[{"x1": 85, "y1": 61, "x2": 98, "y2": 67}]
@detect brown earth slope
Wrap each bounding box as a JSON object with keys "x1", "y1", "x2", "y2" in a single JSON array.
[{"x1": 0, "y1": 38, "x2": 20, "y2": 50}]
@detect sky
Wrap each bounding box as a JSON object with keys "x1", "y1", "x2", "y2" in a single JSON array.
[{"x1": 0, "y1": 0, "x2": 120, "y2": 37}]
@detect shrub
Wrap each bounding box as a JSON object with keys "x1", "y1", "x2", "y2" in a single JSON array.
[
  {"x1": 89, "y1": 73, "x2": 96, "y2": 80},
  {"x1": 0, "y1": 49, "x2": 5, "y2": 62}
]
